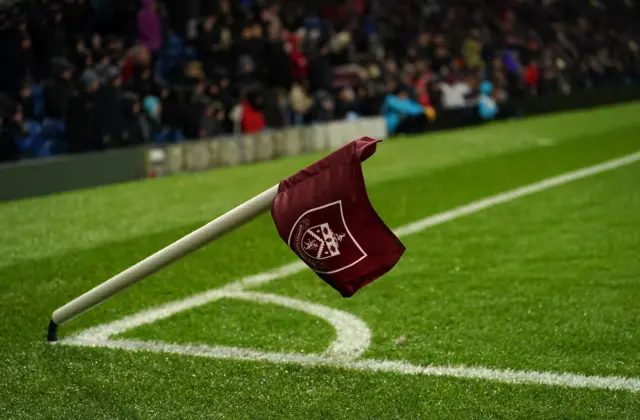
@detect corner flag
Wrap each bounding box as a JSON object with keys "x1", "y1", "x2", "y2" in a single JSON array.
[
  {"x1": 272, "y1": 137, "x2": 405, "y2": 297},
  {"x1": 47, "y1": 138, "x2": 404, "y2": 340}
]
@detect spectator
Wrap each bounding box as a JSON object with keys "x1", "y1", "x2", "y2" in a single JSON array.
[
  {"x1": 236, "y1": 22, "x2": 267, "y2": 83},
  {"x1": 96, "y1": 66, "x2": 125, "y2": 148},
  {"x1": 23, "y1": 1, "x2": 53, "y2": 78},
  {"x1": 307, "y1": 46, "x2": 332, "y2": 93},
  {"x1": 415, "y1": 76, "x2": 432, "y2": 108},
  {"x1": 288, "y1": 81, "x2": 312, "y2": 124},
  {"x1": 478, "y1": 81, "x2": 498, "y2": 121},
  {"x1": 265, "y1": 28, "x2": 293, "y2": 90},
  {"x1": 66, "y1": 69, "x2": 101, "y2": 153},
  {"x1": 286, "y1": 30, "x2": 308, "y2": 82},
  {"x1": 0, "y1": 23, "x2": 33, "y2": 97},
  {"x1": 0, "y1": 96, "x2": 20, "y2": 162},
  {"x1": 159, "y1": 86, "x2": 184, "y2": 137},
  {"x1": 138, "y1": 0, "x2": 163, "y2": 53},
  {"x1": 196, "y1": 16, "x2": 223, "y2": 80},
  {"x1": 44, "y1": 9, "x2": 68, "y2": 60},
  {"x1": 326, "y1": 30, "x2": 353, "y2": 67},
  {"x1": 236, "y1": 54, "x2": 259, "y2": 88},
  {"x1": 439, "y1": 75, "x2": 473, "y2": 109},
  {"x1": 105, "y1": 36, "x2": 125, "y2": 65},
  {"x1": 43, "y1": 58, "x2": 74, "y2": 120},
  {"x1": 312, "y1": 90, "x2": 334, "y2": 123},
  {"x1": 239, "y1": 88, "x2": 266, "y2": 134},
  {"x1": 359, "y1": 82, "x2": 384, "y2": 116},
  {"x1": 263, "y1": 88, "x2": 289, "y2": 129},
  {"x1": 523, "y1": 60, "x2": 540, "y2": 94},
  {"x1": 62, "y1": 0, "x2": 92, "y2": 41},
  {"x1": 121, "y1": 45, "x2": 151, "y2": 84},
  {"x1": 182, "y1": 78, "x2": 210, "y2": 139},
  {"x1": 463, "y1": 30, "x2": 483, "y2": 71},
  {"x1": 113, "y1": 0, "x2": 139, "y2": 45},
  {"x1": 89, "y1": 33, "x2": 104, "y2": 60},
  {"x1": 262, "y1": 3, "x2": 282, "y2": 40},
  {"x1": 142, "y1": 94, "x2": 163, "y2": 141},
  {"x1": 216, "y1": 74, "x2": 235, "y2": 112},
  {"x1": 198, "y1": 97, "x2": 224, "y2": 138},
  {"x1": 335, "y1": 86, "x2": 359, "y2": 119},
  {"x1": 126, "y1": 55, "x2": 161, "y2": 99},
  {"x1": 142, "y1": 94, "x2": 184, "y2": 143},
  {"x1": 121, "y1": 92, "x2": 147, "y2": 146},
  {"x1": 381, "y1": 85, "x2": 425, "y2": 135},
  {"x1": 0, "y1": 0, "x2": 638, "y2": 161},
  {"x1": 70, "y1": 35, "x2": 92, "y2": 73}
]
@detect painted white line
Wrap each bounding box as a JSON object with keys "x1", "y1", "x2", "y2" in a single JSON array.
[
  {"x1": 231, "y1": 150, "x2": 640, "y2": 289},
  {"x1": 60, "y1": 150, "x2": 640, "y2": 393},
  {"x1": 63, "y1": 338, "x2": 640, "y2": 393},
  {"x1": 222, "y1": 261, "x2": 307, "y2": 292},
  {"x1": 240, "y1": 292, "x2": 370, "y2": 359},
  {"x1": 393, "y1": 150, "x2": 640, "y2": 237},
  {"x1": 63, "y1": 338, "x2": 334, "y2": 365},
  {"x1": 536, "y1": 138, "x2": 556, "y2": 147},
  {"x1": 73, "y1": 290, "x2": 371, "y2": 359},
  {"x1": 348, "y1": 359, "x2": 640, "y2": 392}
]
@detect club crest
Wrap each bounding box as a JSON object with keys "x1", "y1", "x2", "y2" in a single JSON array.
[
  {"x1": 301, "y1": 223, "x2": 346, "y2": 260},
  {"x1": 288, "y1": 201, "x2": 367, "y2": 274}
]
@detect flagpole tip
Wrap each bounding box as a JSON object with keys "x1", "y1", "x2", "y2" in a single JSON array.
[{"x1": 47, "y1": 319, "x2": 58, "y2": 342}]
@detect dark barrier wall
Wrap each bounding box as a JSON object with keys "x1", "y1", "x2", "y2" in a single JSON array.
[
  {"x1": 403, "y1": 84, "x2": 640, "y2": 134},
  {"x1": 522, "y1": 84, "x2": 640, "y2": 116},
  {"x1": 0, "y1": 147, "x2": 147, "y2": 202}
]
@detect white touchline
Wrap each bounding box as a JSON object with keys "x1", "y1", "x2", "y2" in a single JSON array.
[
  {"x1": 60, "y1": 150, "x2": 640, "y2": 393},
  {"x1": 62, "y1": 338, "x2": 640, "y2": 393}
]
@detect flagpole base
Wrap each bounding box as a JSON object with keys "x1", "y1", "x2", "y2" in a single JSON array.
[{"x1": 47, "y1": 319, "x2": 58, "y2": 342}]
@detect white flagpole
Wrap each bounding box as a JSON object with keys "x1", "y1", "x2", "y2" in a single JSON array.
[{"x1": 47, "y1": 184, "x2": 280, "y2": 342}]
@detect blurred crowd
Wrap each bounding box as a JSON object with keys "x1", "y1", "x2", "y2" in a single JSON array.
[{"x1": 1, "y1": 0, "x2": 639, "y2": 162}]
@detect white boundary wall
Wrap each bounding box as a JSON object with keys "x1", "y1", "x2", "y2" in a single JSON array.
[{"x1": 146, "y1": 117, "x2": 387, "y2": 176}]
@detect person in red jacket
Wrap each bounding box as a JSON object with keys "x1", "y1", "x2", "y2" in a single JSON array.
[
  {"x1": 240, "y1": 99, "x2": 265, "y2": 133},
  {"x1": 524, "y1": 60, "x2": 540, "y2": 90},
  {"x1": 285, "y1": 32, "x2": 308, "y2": 82}
]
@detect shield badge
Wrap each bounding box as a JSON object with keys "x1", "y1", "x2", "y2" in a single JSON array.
[
  {"x1": 301, "y1": 223, "x2": 345, "y2": 260},
  {"x1": 288, "y1": 201, "x2": 367, "y2": 274}
]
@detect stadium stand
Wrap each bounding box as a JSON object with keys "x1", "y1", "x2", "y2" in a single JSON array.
[{"x1": 0, "y1": 0, "x2": 639, "y2": 162}]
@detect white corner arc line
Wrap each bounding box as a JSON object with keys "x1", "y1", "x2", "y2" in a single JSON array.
[
  {"x1": 238, "y1": 292, "x2": 370, "y2": 359},
  {"x1": 60, "y1": 150, "x2": 640, "y2": 393},
  {"x1": 72, "y1": 291, "x2": 371, "y2": 360}
]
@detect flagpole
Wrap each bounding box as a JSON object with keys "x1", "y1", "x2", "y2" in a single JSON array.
[{"x1": 47, "y1": 184, "x2": 280, "y2": 342}]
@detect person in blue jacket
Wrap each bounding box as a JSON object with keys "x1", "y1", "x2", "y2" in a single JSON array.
[
  {"x1": 381, "y1": 86, "x2": 425, "y2": 135},
  {"x1": 478, "y1": 80, "x2": 498, "y2": 120},
  {"x1": 142, "y1": 95, "x2": 184, "y2": 144}
]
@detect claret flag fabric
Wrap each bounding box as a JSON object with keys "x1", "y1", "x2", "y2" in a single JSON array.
[{"x1": 271, "y1": 137, "x2": 405, "y2": 297}]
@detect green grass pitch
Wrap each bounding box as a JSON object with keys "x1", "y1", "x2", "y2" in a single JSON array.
[{"x1": 1, "y1": 102, "x2": 640, "y2": 418}]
